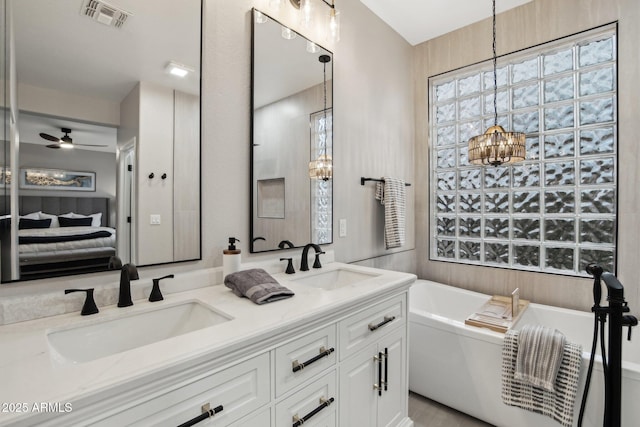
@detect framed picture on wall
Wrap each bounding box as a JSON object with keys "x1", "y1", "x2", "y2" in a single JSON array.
[
  {"x1": 0, "y1": 168, "x2": 11, "y2": 188},
  {"x1": 19, "y1": 168, "x2": 96, "y2": 192}
]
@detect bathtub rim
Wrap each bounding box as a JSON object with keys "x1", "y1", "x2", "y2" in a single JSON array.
[{"x1": 409, "y1": 279, "x2": 640, "y2": 379}]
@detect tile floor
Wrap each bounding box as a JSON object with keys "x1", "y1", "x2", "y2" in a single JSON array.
[{"x1": 408, "y1": 392, "x2": 494, "y2": 427}]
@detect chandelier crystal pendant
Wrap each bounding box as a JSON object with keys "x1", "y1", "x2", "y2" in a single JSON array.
[
  {"x1": 468, "y1": 0, "x2": 525, "y2": 166},
  {"x1": 309, "y1": 54, "x2": 333, "y2": 181}
]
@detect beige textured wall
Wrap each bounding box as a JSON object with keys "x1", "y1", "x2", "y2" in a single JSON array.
[
  {"x1": 415, "y1": 0, "x2": 640, "y2": 311},
  {"x1": 204, "y1": 0, "x2": 416, "y2": 272}
]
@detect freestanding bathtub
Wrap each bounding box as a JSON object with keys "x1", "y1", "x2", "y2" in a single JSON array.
[{"x1": 408, "y1": 279, "x2": 640, "y2": 427}]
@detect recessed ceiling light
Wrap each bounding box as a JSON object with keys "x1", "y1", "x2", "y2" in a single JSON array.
[{"x1": 165, "y1": 61, "x2": 194, "y2": 78}]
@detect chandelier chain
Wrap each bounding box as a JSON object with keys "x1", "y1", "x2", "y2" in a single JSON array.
[
  {"x1": 322, "y1": 59, "x2": 327, "y2": 157},
  {"x1": 492, "y1": 0, "x2": 498, "y2": 127}
]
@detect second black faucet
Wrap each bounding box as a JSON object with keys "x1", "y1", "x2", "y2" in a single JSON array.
[{"x1": 300, "y1": 243, "x2": 325, "y2": 271}]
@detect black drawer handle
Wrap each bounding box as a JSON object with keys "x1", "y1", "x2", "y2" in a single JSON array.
[
  {"x1": 368, "y1": 315, "x2": 396, "y2": 331},
  {"x1": 292, "y1": 397, "x2": 334, "y2": 427},
  {"x1": 292, "y1": 346, "x2": 335, "y2": 373},
  {"x1": 176, "y1": 404, "x2": 223, "y2": 427}
]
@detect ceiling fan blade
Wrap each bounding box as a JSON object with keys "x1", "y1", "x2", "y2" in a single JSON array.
[
  {"x1": 74, "y1": 143, "x2": 108, "y2": 147},
  {"x1": 40, "y1": 133, "x2": 61, "y2": 142},
  {"x1": 46, "y1": 144, "x2": 62, "y2": 149}
]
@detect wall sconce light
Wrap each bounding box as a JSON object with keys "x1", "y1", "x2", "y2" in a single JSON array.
[
  {"x1": 289, "y1": 0, "x2": 340, "y2": 44},
  {"x1": 269, "y1": 0, "x2": 284, "y2": 12},
  {"x1": 327, "y1": 0, "x2": 340, "y2": 43}
]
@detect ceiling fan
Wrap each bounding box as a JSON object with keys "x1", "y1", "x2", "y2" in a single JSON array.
[{"x1": 39, "y1": 128, "x2": 107, "y2": 149}]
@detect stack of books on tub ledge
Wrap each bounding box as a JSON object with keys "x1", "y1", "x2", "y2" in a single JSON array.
[{"x1": 465, "y1": 288, "x2": 529, "y2": 333}]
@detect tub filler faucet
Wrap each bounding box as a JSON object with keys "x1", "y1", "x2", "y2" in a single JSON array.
[{"x1": 580, "y1": 264, "x2": 638, "y2": 427}]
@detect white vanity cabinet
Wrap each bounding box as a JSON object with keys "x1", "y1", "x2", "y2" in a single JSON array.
[
  {"x1": 90, "y1": 352, "x2": 271, "y2": 427},
  {"x1": 1, "y1": 266, "x2": 414, "y2": 427},
  {"x1": 96, "y1": 294, "x2": 408, "y2": 427},
  {"x1": 338, "y1": 296, "x2": 408, "y2": 427}
]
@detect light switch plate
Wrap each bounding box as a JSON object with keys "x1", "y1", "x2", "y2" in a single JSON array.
[
  {"x1": 339, "y1": 218, "x2": 347, "y2": 237},
  {"x1": 150, "y1": 214, "x2": 161, "y2": 225}
]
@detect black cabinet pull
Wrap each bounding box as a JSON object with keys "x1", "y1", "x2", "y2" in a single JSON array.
[
  {"x1": 368, "y1": 315, "x2": 396, "y2": 331},
  {"x1": 374, "y1": 351, "x2": 383, "y2": 396},
  {"x1": 384, "y1": 347, "x2": 389, "y2": 391},
  {"x1": 292, "y1": 397, "x2": 334, "y2": 427},
  {"x1": 176, "y1": 404, "x2": 223, "y2": 427},
  {"x1": 292, "y1": 346, "x2": 335, "y2": 373}
]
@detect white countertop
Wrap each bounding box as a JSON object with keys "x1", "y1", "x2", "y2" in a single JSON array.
[{"x1": 0, "y1": 262, "x2": 415, "y2": 426}]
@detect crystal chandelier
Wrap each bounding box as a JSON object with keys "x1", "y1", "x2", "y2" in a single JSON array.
[
  {"x1": 468, "y1": 0, "x2": 525, "y2": 166},
  {"x1": 309, "y1": 54, "x2": 332, "y2": 181}
]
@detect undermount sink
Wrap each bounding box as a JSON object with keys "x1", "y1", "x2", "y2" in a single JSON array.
[
  {"x1": 290, "y1": 267, "x2": 380, "y2": 290},
  {"x1": 47, "y1": 300, "x2": 231, "y2": 363}
]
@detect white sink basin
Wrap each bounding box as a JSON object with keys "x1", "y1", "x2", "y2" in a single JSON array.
[
  {"x1": 47, "y1": 300, "x2": 231, "y2": 363},
  {"x1": 290, "y1": 268, "x2": 380, "y2": 290}
]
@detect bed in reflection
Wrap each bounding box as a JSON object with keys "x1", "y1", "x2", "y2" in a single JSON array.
[{"x1": 0, "y1": 196, "x2": 116, "y2": 280}]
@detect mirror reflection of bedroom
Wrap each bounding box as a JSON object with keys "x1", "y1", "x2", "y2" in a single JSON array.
[{"x1": 1, "y1": 0, "x2": 201, "y2": 283}]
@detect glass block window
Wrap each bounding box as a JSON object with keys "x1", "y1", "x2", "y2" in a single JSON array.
[
  {"x1": 311, "y1": 109, "x2": 333, "y2": 244},
  {"x1": 429, "y1": 25, "x2": 617, "y2": 276}
]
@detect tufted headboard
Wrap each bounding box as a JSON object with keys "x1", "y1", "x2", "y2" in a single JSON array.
[{"x1": 0, "y1": 196, "x2": 110, "y2": 227}]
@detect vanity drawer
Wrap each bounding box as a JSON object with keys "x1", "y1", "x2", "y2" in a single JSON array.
[
  {"x1": 275, "y1": 370, "x2": 337, "y2": 427},
  {"x1": 227, "y1": 406, "x2": 271, "y2": 427},
  {"x1": 275, "y1": 324, "x2": 337, "y2": 397},
  {"x1": 338, "y1": 293, "x2": 406, "y2": 361},
  {"x1": 93, "y1": 352, "x2": 270, "y2": 426}
]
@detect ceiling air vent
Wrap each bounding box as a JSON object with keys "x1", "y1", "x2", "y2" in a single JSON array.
[{"x1": 81, "y1": 0, "x2": 132, "y2": 28}]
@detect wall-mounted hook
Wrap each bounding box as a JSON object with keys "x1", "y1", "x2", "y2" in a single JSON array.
[
  {"x1": 161, "y1": 173, "x2": 167, "y2": 180},
  {"x1": 148, "y1": 173, "x2": 155, "y2": 179}
]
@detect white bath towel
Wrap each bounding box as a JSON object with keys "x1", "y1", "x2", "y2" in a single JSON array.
[
  {"x1": 502, "y1": 329, "x2": 582, "y2": 427},
  {"x1": 515, "y1": 324, "x2": 566, "y2": 392},
  {"x1": 375, "y1": 177, "x2": 406, "y2": 249}
]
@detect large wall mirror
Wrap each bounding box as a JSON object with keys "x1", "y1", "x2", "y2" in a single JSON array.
[
  {"x1": 250, "y1": 9, "x2": 333, "y2": 253},
  {"x1": 0, "y1": 0, "x2": 201, "y2": 283}
]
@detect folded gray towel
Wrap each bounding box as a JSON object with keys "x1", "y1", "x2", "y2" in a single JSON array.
[
  {"x1": 515, "y1": 324, "x2": 566, "y2": 392},
  {"x1": 224, "y1": 268, "x2": 294, "y2": 305}
]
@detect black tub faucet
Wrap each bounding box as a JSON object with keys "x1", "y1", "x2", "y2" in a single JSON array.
[{"x1": 300, "y1": 243, "x2": 324, "y2": 271}]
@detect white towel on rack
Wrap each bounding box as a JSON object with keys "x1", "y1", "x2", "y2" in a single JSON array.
[{"x1": 375, "y1": 177, "x2": 406, "y2": 249}]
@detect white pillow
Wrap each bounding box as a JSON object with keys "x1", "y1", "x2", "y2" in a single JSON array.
[
  {"x1": 20, "y1": 212, "x2": 41, "y2": 220},
  {"x1": 63, "y1": 212, "x2": 102, "y2": 227},
  {"x1": 38, "y1": 212, "x2": 60, "y2": 228}
]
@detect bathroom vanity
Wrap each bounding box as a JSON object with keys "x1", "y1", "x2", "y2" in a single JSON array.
[{"x1": 0, "y1": 263, "x2": 415, "y2": 426}]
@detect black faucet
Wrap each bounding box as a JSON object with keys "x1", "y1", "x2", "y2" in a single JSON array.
[
  {"x1": 108, "y1": 256, "x2": 139, "y2": 307},
  {"x1": 278, "y1": 240, "x2": 294, "y2": 249},
  {"x1": 300, "y1": 243, "x2": 324, "y2": 271},
  {"x1": 584, "y1": 264, "x2": 637, "y2": 427},
  {"x1": 64, "y1": 288, "x2": 99, "y2": 315},
  {"x1": 117, "y1": 263, "x2": 139, "y2": 307},
  {"x1": 149, "y1": 274, "x2": 174, "y2": 302}
]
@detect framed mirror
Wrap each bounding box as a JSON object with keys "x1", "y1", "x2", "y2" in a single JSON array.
[
  {"x1": 1, "y1": 0, "x2": 202, "y2": 282},
  {"x1": 250, "y1": 9, "x2": 333, "y2": 253}
]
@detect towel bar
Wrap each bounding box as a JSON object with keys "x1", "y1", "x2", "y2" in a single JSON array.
[{"x1": 360, "y1": 177, "x2": 411, "y2": 186}]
